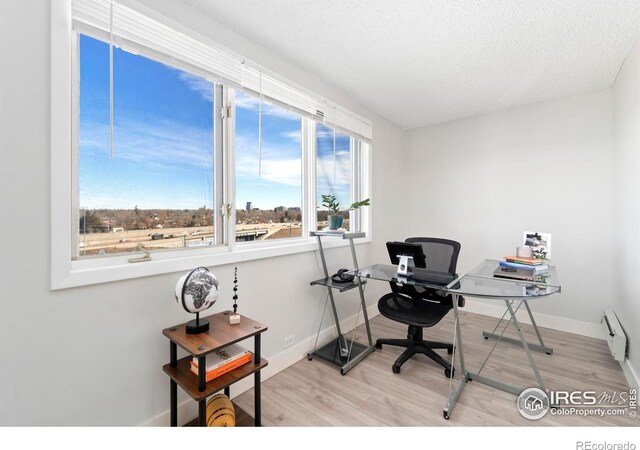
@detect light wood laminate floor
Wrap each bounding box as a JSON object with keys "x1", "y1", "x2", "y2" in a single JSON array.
[{"x1": 234, "y1": 310, "x2": 636, "y2": 426}]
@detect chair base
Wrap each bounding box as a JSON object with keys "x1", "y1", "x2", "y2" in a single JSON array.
[{"x1": 375, "y1": 328, "x2": 454, "y2": 377}]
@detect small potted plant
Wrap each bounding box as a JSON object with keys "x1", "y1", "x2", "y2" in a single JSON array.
[{"x1": 321, "y1": 194, "x2": 370, "y2": 230}]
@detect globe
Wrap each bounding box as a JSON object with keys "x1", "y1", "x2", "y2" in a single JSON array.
[{"x1": 175, "y1": 267, "x2": 219, "y2": 333}]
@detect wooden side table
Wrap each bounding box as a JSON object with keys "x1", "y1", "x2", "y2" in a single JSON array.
[{"x1": 162, "y1": 311, "x2": 268, "y2": 426}]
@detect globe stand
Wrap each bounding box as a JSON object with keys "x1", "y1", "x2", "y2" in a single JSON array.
[{"x1": 186, "y1": 312, "x2": 209, "y2": 334}]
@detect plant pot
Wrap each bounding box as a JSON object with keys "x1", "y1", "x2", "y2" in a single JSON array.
[{"x1": 328, "y1": 215, "x2": 344, "y2": 230}]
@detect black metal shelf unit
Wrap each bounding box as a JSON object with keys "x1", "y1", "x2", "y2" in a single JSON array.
[{"x1": 307, "y1": 231, "x2": 374, "y2": 375}]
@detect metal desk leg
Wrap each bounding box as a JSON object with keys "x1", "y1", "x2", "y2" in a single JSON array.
[
  {"x1": 523, "y1": 300, "x2": 552, "y2": 354},
  {"x1": 444, "y1": 294, "x2": 468, "y2": 420},
  {"x1": 443, "y1": 297, "x2": 548, "y2": 419},
  {"x1": 482, "y1": 299, "x2": 553, "y2": 354},
  {"x1": 504, "y1": 300, "x2": 546, "y2": 391},
  {"x1": 350, "y1": 239, "x2": 374, "y2": 348}
]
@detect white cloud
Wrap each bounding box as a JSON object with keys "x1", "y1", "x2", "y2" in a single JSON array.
[
  {"x1": 280, "y1": 130, "x2": 301, "y2": 143},
  {"x1": 316, "y1": 150, "x2": 352, "y2": 192},
  {"x1": 178, "y1": 72, "x2": 214, "y2": 102},
  {"x1": 235, "y1": 93, "x2": 301, "y2": 121},
  {"x1": 235, "y1": 155, "x2": 302, "y2": 187},
  {"x1": 80, "y1": 119, "x2": 213, "y2": 169},
  {"x1": 234, "y1": 146, "x2": 300, "y2": 188},
  {"x1": 316, "y1": 129, "x2": 335, "y2": 139}
]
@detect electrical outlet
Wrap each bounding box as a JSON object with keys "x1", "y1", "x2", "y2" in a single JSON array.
[{"x1": 283, "y1": 335, "x2": 295, "y2": 349}]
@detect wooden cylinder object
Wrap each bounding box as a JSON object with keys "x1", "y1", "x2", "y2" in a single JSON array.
[{"x1": 206, "y1": 394, "x2": 236, "y2": 427}]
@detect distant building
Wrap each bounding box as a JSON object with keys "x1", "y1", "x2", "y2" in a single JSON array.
[
  {"x1": 274, "y1": 206, "x2": 285, "y2": 212},
  {"x1": 288, "y1": 207, "x2": 301, "y2": 212},
  {"x1": 246, "y1": 202, "x2": 252, "y2": 211}
]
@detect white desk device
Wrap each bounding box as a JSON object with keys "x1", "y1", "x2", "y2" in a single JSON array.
[
  {"x1": 396, "y1": 254, "x2": 414, "y2": 277},
  {"x1": 386, "y1": 241, "x2": 427, "y2": 279}
]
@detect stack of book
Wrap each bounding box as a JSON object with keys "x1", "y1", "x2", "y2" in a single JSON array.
[
  {"x1": 190, "y1": 343, "x2": 252, "y2": 382},
  {"x1": 493, "y1": 256, "x2": 549, "y2": 281}
]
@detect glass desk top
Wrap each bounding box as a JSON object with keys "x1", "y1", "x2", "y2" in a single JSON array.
[
  {"x1": 355, "y1": 264, "x2": 456, "y2": 289},
  {"x1": 444, "y1": 259, "x2": 561, "y2": 299}
]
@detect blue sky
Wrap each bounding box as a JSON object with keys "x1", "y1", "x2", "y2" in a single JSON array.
[{"x1": 79, "y1": 34, "x2": 351, "y2": 211}]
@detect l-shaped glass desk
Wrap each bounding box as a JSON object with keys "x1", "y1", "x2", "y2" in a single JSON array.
[{"x1": 356, "y1": 259, "x2": 561, "y2": 420}]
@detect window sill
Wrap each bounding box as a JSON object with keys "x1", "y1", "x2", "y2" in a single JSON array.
[{"x1": 51, "y1": 234, "x2": 372, "y2": 290}]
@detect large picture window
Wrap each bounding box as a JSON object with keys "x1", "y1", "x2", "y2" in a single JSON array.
[
  {"x1": 316, "y1": 123, "x2": 353, "y2": 231},
  {"x1": 77, "y1": 35, "x2": 217, "y2": 258},
  {"x1": 52, "y1": 0, "x2": 372, "y2": 288},
  {"x1": 234, "y1": 91, "x2": 303, "y2": 242}
]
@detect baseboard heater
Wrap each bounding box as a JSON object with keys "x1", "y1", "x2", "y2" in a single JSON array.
[{"x1": 601, "y1": 309, "x2": 627, "y2": 362}]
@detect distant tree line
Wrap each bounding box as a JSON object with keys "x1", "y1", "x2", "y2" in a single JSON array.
[
  {"x1": 79, "y1": 206, "x2": 314, "y2": 233},
  {"x1": 236, "y1": 208, "x2": 303, "y2": 224},
  {"x1": 79, "y1": 206, "x2": 213, "y2": 233}
]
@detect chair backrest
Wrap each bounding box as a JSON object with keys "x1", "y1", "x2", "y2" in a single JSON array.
[
  {"x1": 386, "y1": 236, "x2": 463, "y2": 306},
  {"x1": 405, "y1": 237, "x2": 461, "y2": 276}
]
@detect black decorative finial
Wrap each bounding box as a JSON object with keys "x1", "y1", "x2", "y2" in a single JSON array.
[{"x1": 232, "y1": 266, "x2": 238, "y2": 314}]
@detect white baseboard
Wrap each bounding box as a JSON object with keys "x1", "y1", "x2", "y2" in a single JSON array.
[{"x1": 462, "y1": 300, "x2": 605, "y2": 340}]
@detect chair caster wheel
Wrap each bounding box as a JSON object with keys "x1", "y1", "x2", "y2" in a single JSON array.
[
  {"x1": 375, "y1": 341, "x2": 383, "y2": 350},
  {"x1": 443, "y1": 410, "x2": 450, "y2": 420},
  {"x1": 444, "y1": 367, "x2": 454, "y2": 378},
  {"x1": 447, "y1": 347, "x2": 454, "y2": 355},
  {"x1": 392, "y1": 365, "x2": 401, "y2": 374},
  {"x1": 307, "y1": 354, "x2": 313, "y2": 361}
]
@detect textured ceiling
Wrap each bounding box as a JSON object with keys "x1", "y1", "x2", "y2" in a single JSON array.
[{"x1": 184, "y1": 0, "x2": 640, "y2": 130}]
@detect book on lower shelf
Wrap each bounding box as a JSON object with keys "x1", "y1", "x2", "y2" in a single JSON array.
[
  {"x1": 191, "y1": 344, "x2": 252, "y2": 381},
  {"x1": 190, "y1": 353, "x2": 253, "y2": 381}
]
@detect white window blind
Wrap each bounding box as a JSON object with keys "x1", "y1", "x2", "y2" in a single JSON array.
[
  {"x1": 72, "y1": 0, "x2": 244, "y2": 87},
  {"x1": 241, "y1": 67, "x2": 320, "y2": 120},
  {"x1": 72, "y1": 0, "x2": 372, "y2": 142},
  {"x1": 241, "y1": 66, "x2": 372, "y2": 142},
  {"x1": 322, "y1": 105, "x2": 373, "y2": 143}
]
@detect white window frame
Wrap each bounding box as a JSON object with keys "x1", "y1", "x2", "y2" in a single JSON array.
[{"x1": 50, "y1": 0, "x2": 371, "y2": 290}]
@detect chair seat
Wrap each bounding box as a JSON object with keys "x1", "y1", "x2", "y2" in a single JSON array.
[
  {"x1": 376, "y1": 237, "x2": 462, "y2": 377},
  {"x1": 378, "y1": 292, "x2": 452, "y2": 328}
]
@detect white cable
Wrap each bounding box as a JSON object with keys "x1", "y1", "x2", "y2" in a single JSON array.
[
  {"x1": 109, "y1": 0, "x2": 114, "y2": 160},
  {"x1": 332, "y1": 124, "x2": 336, "y2": 187},
  {"x1": 258, "y1": 72, "x2": 263, "y2": 177}
]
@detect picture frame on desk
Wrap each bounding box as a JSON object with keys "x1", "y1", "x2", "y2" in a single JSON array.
[{"x1": 523, "y1": 231, "x2": 551, "y2": 259}]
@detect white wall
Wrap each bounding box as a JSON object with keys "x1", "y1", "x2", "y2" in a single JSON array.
[
  {"x1": 405, "y1": 91, "x2": 614, "y2": 329},
  {"x1": 612, "y1": 34, "x2": 640, "y2": 382},
  {"x1": 0, "y1": 0, "x2": 403, "y2": 425},
  {"x1": 1, "y1": 0, "x2": 633, "y2": 427}
]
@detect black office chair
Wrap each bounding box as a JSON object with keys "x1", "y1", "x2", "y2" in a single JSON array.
[{"x1": 376, "y1": 237, "x2": 463, "y2": 377}]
